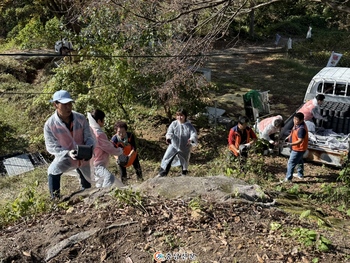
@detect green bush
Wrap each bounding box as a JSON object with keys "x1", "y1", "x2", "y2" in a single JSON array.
[
  {"x1": 0, "y1": 181, "x2": 52, "y2": 229},
  {"x1": 11, "y1": 16, "x2": 63, "y2": 50}
]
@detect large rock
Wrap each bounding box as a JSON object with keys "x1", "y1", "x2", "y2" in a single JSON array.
[{"x1": 134, "y1": 175, "x2": 273, "y2": 204}]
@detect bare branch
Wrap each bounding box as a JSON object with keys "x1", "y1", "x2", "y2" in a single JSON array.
[{"x1": 315, "y1": 0, "x2": 350, "y2": 14}]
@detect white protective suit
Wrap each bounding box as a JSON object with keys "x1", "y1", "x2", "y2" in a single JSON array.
[
  {"x1": 160, "y1": 120, "x2": 198, "y2": 171},
  {"x1": 44, "y1": 110, "x2": 95, "y2": 183},
  {"x1": 258, "y1": 115, "x2": 283, "y2": 143},
  {"x1": 87, "y1": 113, "x2": 124, "y2": 188}
]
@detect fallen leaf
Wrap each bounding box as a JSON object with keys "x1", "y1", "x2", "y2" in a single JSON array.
[
  {"x1": 100, "y1": 249, "x2": 107, "y2": 262},
  {"x1": 144, "y1": 243, "x2": 151, "y2": 250},
  {"x1": 221, "y1": 239, "x2": 228, "y2": 246},
  {"x1": 256, "y1": 253, "x2": 264, "y2": 263},
  {"x1": 66, "y1": 207, "x2": 74, "y2": 214},
  {"x1": 22, "y1": 251, "x2": 31, "y2": 257},
  {"x1": 191, "y1": 209, "x2": 203, "y2": 220},
  {"x1": 188, "y1": 228, "x2": 201, "y2": 232},
  {"x1": 125, "y1": 257, "x2": 133, "y2": 263},
  {"x1": 291, "y1": 246, "x2": 298, "y2": 255}
]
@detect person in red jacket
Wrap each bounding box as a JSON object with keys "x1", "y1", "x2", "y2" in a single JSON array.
[{"x1": 228, "y1": 116, "x2": 257, "y2": 159}]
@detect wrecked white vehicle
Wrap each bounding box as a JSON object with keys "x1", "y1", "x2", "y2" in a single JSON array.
[{"x1": 280, "y1": 67, "x2": 350, "y2": 167}]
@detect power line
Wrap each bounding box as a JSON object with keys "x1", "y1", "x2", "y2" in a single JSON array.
[
  {"x1": 0, "y1": 53, "x2": 202, "y2": 58},
  {"x1": 0, "y1": 92, "x2": 52, "y2": 95},
  {"x1": 0, "y1": 49, "x2": 283, "y2": 58}
]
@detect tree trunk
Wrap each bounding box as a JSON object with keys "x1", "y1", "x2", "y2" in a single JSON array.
[{"x1": 249, "y1": 9, "x2": 254, "y2": 38}]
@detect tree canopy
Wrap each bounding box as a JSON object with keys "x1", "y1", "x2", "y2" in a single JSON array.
[{"x1": 1, "y1": 0, "x2": 350, "y2": 120}]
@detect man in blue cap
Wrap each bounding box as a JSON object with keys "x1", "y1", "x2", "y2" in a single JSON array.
[{"x1": 44, "y1": 90, "x2": 95, "y2": 199}]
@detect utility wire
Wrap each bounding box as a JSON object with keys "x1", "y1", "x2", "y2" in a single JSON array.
[
  {"x1": 0, "y1": 49, "x2": 284, "y2": 58},
  {"x1": 0, "y1": 92, "x2": 52, "y2": 95}
]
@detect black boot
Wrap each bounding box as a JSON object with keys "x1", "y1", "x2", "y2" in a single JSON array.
[{"x1": 136, "y1": 169, "x2": 143, "y2": 181}]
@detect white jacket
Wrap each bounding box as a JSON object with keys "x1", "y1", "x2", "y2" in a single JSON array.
[
  {"x1": 44, "y1": 110, "x2": 95, "y2": 182},
  {"x1": 161, "y1": 120, "x2": 198, "y2": 170}
]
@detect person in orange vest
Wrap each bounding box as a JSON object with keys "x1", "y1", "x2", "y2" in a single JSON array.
[
  {"x1": 111, "y1": 121, "x2": 143, "y2": 183},
  {"x1": 298, "y1": 94, "x2": 327, "y2": 122},
  {"x1": 282, "y1": 112, "x2": 309, "y2": 182},
  {"x1": 257, "y1": 115, "x2": 284, "y2": 148},
  {"x1": 228, "y1": 116, "x2": 257, "y2": 159}
]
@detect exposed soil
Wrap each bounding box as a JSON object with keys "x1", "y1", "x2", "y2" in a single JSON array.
[{"x1": 1, "y1": 42, "x2": 350, "y2": 263}]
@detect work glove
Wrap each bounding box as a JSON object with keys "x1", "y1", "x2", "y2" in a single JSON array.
[
  {"x1": 239, "y1": 144, "x2": 248, "y2": 154},
  {"x1": 68, "y1": 150, "x2": 77, "y2": 160},
  {"x1": 244, "y1": 143, "x2": 251, "y2": 149},
  {"x1": 117, "y1": 154, "x2": 129, "y2": 167},
  {"x1": 285, "y1": 142, "x2": 292, "y2": 147},
  {"x1": 166, "y1": 138, "x2": 171, "y2": 144},
  {"x1": 115, "y1": 147, "x2": 123, "y2": 156}
]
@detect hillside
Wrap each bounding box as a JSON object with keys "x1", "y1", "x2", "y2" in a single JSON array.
[{"x1": 1, "y1": 42, "x2": 350, "y2": 263}]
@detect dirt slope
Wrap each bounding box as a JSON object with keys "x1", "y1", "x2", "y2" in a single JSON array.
[{"x1": 1, "y1": 181, "x2": 349, "y2": 263}]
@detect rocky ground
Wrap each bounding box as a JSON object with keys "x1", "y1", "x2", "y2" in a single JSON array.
[{"x1": 1, "y1": 173, "x2": 350, "y2": 263}]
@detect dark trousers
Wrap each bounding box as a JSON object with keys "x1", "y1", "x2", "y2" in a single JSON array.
[
  {"x1": 118, "y1": 155, "x2": 143, "y2": 180},
  {"x1": 48, "y1": 168, "x2": 91, "y2": 199},
  {"x1": 158, "y1": 153, "x2": 187, "y2": 176}
]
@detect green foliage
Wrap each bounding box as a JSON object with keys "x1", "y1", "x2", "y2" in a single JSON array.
[
  {"x1": 1, "y1": 0, "x2": 40, "y2": 39},
  {"x1": 288, "y1": 184, "x2": 300, "y2": 195},
  {"x1": 165, "y1": 234, "x2": 183, "y2": 249},
  {"x1": 0, "y1": 181, "x2": 52, "y2": 229},
  {"x1": 338, "y1": 159, "x2": 350, "y2": 186},
  {"x1": 313, "y1": 182, "x2": 350, "y2": 207},
  {"x1": 188, "y1": 196, "x2": 202, "y2": 211},
  {"x1": 290, "y1": 30, "x2": 350, "y2": 67},
  {"x1": 7, "y1": 14, "x2": 66, "y2": 50},
  {"x1": 0, "y1": 121, "x2": 28, "y2": 155},
  {"x1": 290, "y1": 227, "x2": 332, "y2": 252},
  {"x1": 113, "y1": 188, "x2": 147, "y2": 213},
  {"x1": 78, "y1": 5, "x2": 122, "y2": 48},
  {"x1": 270, "y1": 222, "x2": 282, "y2": 231},
  {"x1": 13, "y1": 16, "x2": 45, "y2": 49},
  {"x1": 299, "y1": 209, "x2": 311, "y2": 219},
  {"x1": 35, "y1": 47, "x2": 148, "y2": 120},
  {"x1": 0, "y1": 89, "x2": 35, "y2": 154},
  {"x1": 0, "y1": 57, "x2": 28, "y2": 82},
  {"x1": 44, "y1": 17, "x2": 68, "y2": 47},
  {"x1": 253, "y1": 0, "x2": 337, "y2": 38}
]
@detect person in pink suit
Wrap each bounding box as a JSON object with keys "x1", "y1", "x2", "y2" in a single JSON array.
[
  {"x1": 298, "y1": 94, "x2": 327, "y2": 122},
  {"x1": 87, "y1": 109, "x2": 125, "y2": 188},
  {"x1": 257, "y1": 115, "x2": 284, "y2": 147},
  {"x1": 44, "y1": 90, "x2": 95, "y2": 199}
]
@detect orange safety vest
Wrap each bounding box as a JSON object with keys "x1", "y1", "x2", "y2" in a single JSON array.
[
  {"x1": 291, "y1": 123, "x2": 309, "y2": 152},
  {"x1": 112, "y1": 135, "x2": 137, "y2": 167}
]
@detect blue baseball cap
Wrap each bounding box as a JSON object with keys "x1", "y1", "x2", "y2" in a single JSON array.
[{"x1": 50, "y1": 90, "x2": 74, "y2": 103}]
